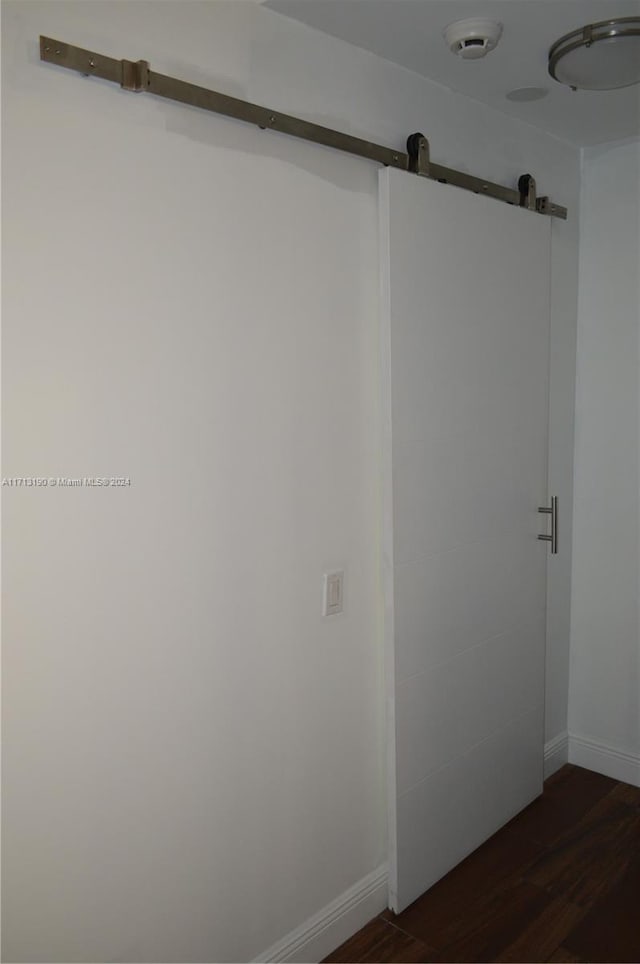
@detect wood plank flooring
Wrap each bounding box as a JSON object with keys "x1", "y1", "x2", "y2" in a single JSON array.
[{"x1": 324, "y1": 765, "x2": 640, "y2": 963}]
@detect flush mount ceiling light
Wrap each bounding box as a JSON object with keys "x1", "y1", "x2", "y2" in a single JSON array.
[
  {"x1": 444, "y1": 18, "x2": 503, "y2": 60},
  {"x1": 548, "y1": 17, "x2": 640, "y2": 90}
]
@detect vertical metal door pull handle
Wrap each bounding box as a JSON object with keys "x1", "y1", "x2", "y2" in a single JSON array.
[{"x1": 538, "y1": 497, "x2": 558, "y2": 554}]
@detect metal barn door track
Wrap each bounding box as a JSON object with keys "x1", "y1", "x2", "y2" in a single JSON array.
[{"x1": 39, "y1": 36, "x2": 567, "y2": 220}]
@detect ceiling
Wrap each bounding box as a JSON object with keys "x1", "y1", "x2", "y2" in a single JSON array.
[{"x1": 264, "y1": 0, "x2": 640, "y2": 146}]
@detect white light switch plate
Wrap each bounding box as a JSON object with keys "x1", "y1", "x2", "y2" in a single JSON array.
[{"x1": 322, "y1": 570, "x2": 344, "y2": 616}]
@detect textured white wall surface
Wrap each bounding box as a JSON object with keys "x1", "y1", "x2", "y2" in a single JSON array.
[
  {"x1": 2, "y1": 2, "x2": 579, "y2": 960},
  {"x1": 569, "y1": 139, "x2": 640, "y2": 776}
]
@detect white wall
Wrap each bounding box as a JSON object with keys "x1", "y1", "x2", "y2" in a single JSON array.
[
  {"x1": 568, "y1": 138, "x2": 640, "y2": 786},
  {"x1": 2, "y1": 2, "x2": 580, "y2": 961}
]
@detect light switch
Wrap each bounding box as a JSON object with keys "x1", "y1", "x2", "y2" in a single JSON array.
[{"x1": 322, "y1": 570, "x2": 344, "y2": 617}]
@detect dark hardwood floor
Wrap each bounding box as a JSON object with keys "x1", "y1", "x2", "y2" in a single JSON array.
[{"x1": 324, "y1": 765, "x2": 640, "y2": 963}]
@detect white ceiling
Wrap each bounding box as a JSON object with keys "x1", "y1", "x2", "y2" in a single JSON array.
[{"x1": 264, "y1": 0, "x2": 640, "y2": 145}]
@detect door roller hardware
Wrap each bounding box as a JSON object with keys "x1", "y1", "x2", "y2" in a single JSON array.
[
  {"x1": 39, "y1": 36, "x2": 567, "y2": 220},
  {"x1": 538, "y1": 497, "x2": 558, "y2": 554}
]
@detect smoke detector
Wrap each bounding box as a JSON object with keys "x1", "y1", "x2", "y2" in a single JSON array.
[{"x1": 444, "y1": 18, "x2": 503, "y2": 60}]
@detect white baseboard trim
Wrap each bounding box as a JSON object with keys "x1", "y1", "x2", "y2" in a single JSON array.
[
  {"x1": 253, "y1": 864, "x2": 388, "y2": 964},
  {"x1": 568, "y1": 732, "x2": 640, "y2": 787},
  {"x1": 544, "y1": 731, "x2": 569, "y2": 779}
]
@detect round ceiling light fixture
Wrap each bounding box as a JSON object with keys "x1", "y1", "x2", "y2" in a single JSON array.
[
  {"x1": 443, "y1": 18, "x2": 503, "y2": 60},
  {"x1": 548, "y1": 17, "x2": 640, "y2": 90}
]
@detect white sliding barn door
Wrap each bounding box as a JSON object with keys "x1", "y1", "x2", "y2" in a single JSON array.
[{"x1": 380, "y1": 168, "x2": 551, "y2": 913}]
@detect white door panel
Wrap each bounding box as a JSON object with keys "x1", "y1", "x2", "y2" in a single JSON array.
[
  {"x1": 395, "y1": 707, "x2": 543, "y2": 910},
  {"x1": 394, "y1": 532, "x2": 546, "y2": 684},
  {"x1": 380, "y1": 169, "x2": 550, "y2": 913}
]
